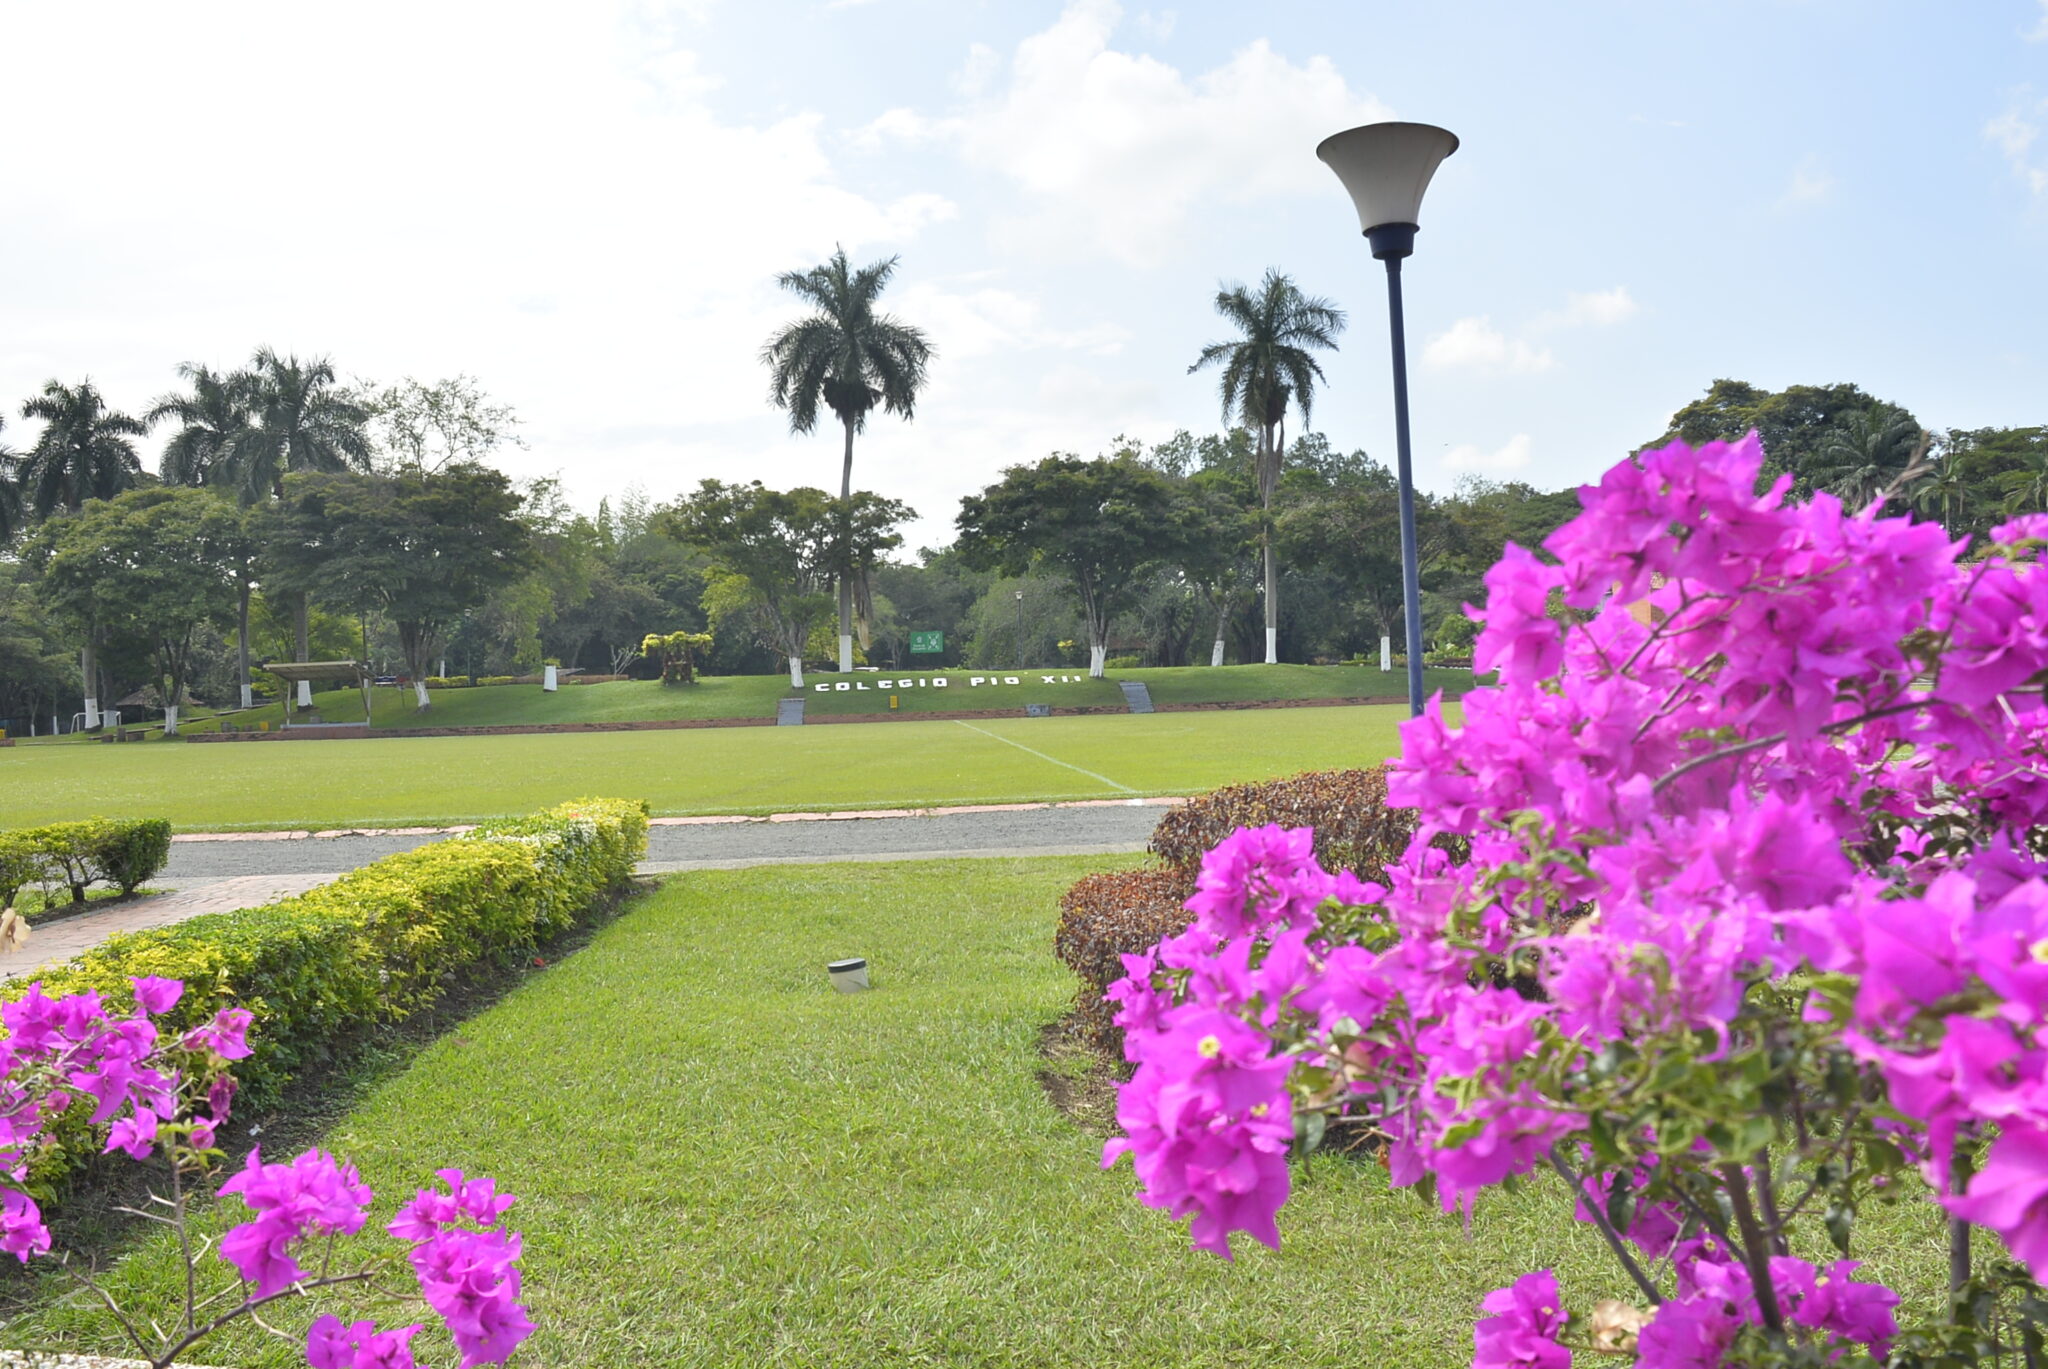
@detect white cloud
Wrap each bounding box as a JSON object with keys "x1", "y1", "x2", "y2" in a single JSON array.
[
  {"x1": 1554, "y1": 286, "x2": 1639, "y2": 327},
  {"x1": 1986, "y1": 95, "x2": 2048, "y2": 196},
  {"x1": 2028, "y1": 0, "x2": 2048, "y2": 40},
  {"x1": 893, "y1": 282, "x2": 1129, "y2": 359},
  {"x1": 1443, "y1": 433, "x2": 1534, "y2": 474},
  {"x1": 1777, "y1": 161, "x2": 1834, "y2": 209},
  {"x1": 933, "y1": 0, "x2": 1392, "y2": 263},
  {"x1": 1423, "y1": 317, "x2": 1554, "y2": 374},
  {"x1": 951, "y1": 42, "x2": 1000, "y2": 97}
]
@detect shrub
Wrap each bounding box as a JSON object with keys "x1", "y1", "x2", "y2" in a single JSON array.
[
  {"x1": 0, "y1": 817, "x2": 173, "y2": 906},
  {"x1": 7, "y1": 798, "x2": 648, "y2": 1137},
  {"x1": 1055, "y1": 769, "x2": 1419, "y2": 1059},
  {"x1": 1148, "y1": 768, "x2": 1415, "y2": 882},
  {"x1": 1054, "y1": 867, "x2": 1192, "y2": 1052},
  {"x1": 1103, "y1": 654, "x2": 1142, "y2": 670}
]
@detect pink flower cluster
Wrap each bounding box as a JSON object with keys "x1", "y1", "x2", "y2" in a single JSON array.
[
  {"x1": 1104, "y1": 435, "x2": 2048, "y2": 1362},
  {"x1": 0, "y1": 977, "x2": 248, "y2": 1261},
  {"x1": 392, "y1": 1171, "x2": 533, "y2": 1368}
]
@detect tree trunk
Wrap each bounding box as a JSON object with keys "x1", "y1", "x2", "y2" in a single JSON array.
[
  {"x1": 295, "y1": 591, "x2": 313, "y2": 708},
  {"x1": 413, "y1": 679, "x2": 430, "y2": 710},
  {"x1": 163, "y1": 704, "x2": 179, "y2": 737},
  {"x1": 838, "y1": 417, "x2": 855, "y2": 673},
  {"x1": 1259, "y1": 422, "x2": 1280, "y2": 665},
  {"x1": 1212, "y1": 598, "x2": 1229, "y2": 667},
  {"x1": 1089, "y1": 641, "x2": 1107, "y2": 677},
  {"x1": 80, "y1": 639, "x2": 100, "y2": 730},
  {"x1": 788, "y1": 655, "x2": 804, "y2": 689},
  {"x1": 237, "y1": 584, "x2": 253, "y2": 710}
]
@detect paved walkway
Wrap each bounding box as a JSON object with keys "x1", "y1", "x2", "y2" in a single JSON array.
[
  {"x1": 7, "y1": 801, "x2": 1175, "y2": 980},
  {"x1": 3, "y1": 874, "x2": 337, "y2": 980}
]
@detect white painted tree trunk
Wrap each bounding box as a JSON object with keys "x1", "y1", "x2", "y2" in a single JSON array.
[
  {"x1": 1381, "y1": 636, "x2": 1392, "y2": 671},
  {"x1": 1264, "y1": 627, "x2": 1278, "y2": 665},
  {"x1": 81, "y1": 643, "x2": 100, "y2": 729},
  {"x1": 162, "y1": 704, "x2": 179, "y2": 736},
  {"x1": 838, "y1": 632, "x2": 854, "y2": 673},
  {"x1": 1089, "y1": 642, "x2": 1107, "y2": 678},
  {"x1": 1211, "y1": 638, "x2": 1226, "y2": 668},
  {"x1": 298, "y1": 680, "x2": 313, "y2": 707},
  {"x1": 788, "y1": 656, "x2": 804, "y2": 688},
  {"x1": 413, "y1": 680, "x2": 430, "y2": 710}
]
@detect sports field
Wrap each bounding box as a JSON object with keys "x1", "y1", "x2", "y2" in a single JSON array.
[
  {"x1": 0, "y1": 705, "x2": 1428, "y2": 831},
  {"x1": 109, "y1": 663, "x2": 1476, "y2": 734}
]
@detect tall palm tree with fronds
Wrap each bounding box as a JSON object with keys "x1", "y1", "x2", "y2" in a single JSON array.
[
  {"x1": 761, "y1": 247, "x2": 934, "y2": 673},
  {"x1": 151, "y1": 363, "x2": 263, "y2": 707},
  {"x1": 235, "y1": 348, "x2": 373, "y2": 682},
  {"x1": 18, "y1": 379, "x2": 147, "y2": 518},
  {"x1": 1812, "y1": 405, "x2": 1922, "y2": 510},
  {"x1": 1999, "y1": 446, "x2": 2048, "y2": 517},
  {"x1": 1909, "y1": 443, "x2": 1971, "y2": 535},
  {"x1": 150, "y1": 362, "x2": 258, "y2": 489},
  {"x1": 1189, "y1": 269, "x2": 1345, "y2": 664},
  {"x1": 18, "y1": 379, "x2": 149, "y2": 728}
]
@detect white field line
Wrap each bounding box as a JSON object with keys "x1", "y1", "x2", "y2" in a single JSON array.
[{"x1": 949, "y1": 720, "x2": 1134, "y2": 793}]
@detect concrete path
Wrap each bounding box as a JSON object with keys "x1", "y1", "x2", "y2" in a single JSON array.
[
  {"x1": 3, "y1": 873, "x2": 336, "y2": 980},
  {"x1": 6, "y1": 801, "x2": 1173, "y2": 979}
]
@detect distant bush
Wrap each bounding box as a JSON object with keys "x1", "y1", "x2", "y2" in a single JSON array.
[
  {"x1": 0, "y1": 818, "x2": 172, "y2": 907},
  {"x1": 1104, "y1": 654, "x2": 1142, "y2": 670},
  {"x1": 424, "y1": 676, "x2": 473, "y2": 689},
  {"x1": 1056, "y1": 769, "x2": 1420, "y2": 1059}
]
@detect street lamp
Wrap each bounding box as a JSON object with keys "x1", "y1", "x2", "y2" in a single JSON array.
[{"x1": 1316, "y1": 121, "x2": 1459, "y2": 718}]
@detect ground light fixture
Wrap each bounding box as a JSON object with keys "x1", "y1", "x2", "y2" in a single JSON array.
[
  {"x1": 828, "y1": 957, "x2": 870, "y2": 992},
  {"x1": 1316, "y1": 120, "x2": 1459, "y2": 718}
]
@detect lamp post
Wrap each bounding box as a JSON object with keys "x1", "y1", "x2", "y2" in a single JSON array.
[{"x1": 1316, "y1": 121, "x2": 1459, "y2": 718}]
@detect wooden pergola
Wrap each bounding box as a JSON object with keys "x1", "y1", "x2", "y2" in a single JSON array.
[{"x1": 262, "y1": 661, "x2": 375, "y2": 729}]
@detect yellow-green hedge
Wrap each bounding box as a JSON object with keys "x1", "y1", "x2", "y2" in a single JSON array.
[{"x1": 9, "y1": 798, "x2": 648, "y2": 1121}]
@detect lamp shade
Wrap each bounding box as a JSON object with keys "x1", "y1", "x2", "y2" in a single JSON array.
[{"x1": 1316, "y1": 122, "x2": 1459, "y2": 234}]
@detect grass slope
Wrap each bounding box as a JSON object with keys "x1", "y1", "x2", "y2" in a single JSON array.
[
  {"x1": 119, "y1": 664, "x2": 1475, "y2": 735},
  {"x1": 0, "y1": 706, "x2": 1424, "y2": 831},
  {"x1": 6, "y1": 858, "x2": 1949, "y2": 1368}
]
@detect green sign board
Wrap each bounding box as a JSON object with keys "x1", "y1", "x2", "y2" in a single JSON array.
[{"x1": 909, "y1": 631, "x2": 944, "y2": 655}]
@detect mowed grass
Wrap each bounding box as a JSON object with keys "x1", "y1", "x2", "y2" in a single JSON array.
[
  {"x1": 0, "y1": 705, "x2": 1425, "y2": 831},
  {"x1": 132, "y1": 664, "x2": 1476, "y2": 734},
  {"x1": 6, "y1": 859, "x2": 1950, "y2": 1368}
]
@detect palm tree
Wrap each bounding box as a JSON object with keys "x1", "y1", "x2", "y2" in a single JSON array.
[
  {"x1": 151, "y1": 363, "x2": 263, "y2": 708},
  {"x1": 1908, "y1": 443, "x2": 1970, "y2": 535},
  {"x1": 235, "y1": 348, "x2": 373, "y2": 685},
  {"x1": 17, "y1": 379, "x2": 149, "y2": 728},
  {"x1": 1811, "y1": 405, "x2": 1922, "y2": 510},
  {"x1": 150, "y1": 362, "x2": 258, "y2": 489},
  {"x1": 1189, "y1": 269, "x2": 1345, "y2": 664},
  {"x1": 17, "y1": 379, "x2": 147, "y2": 518},
  {"x1": 1999, "y1": 446, "x2": 2048, "y2": 517},
  {"x1": 761, "y1": 247, "x2": 934, "y2": 673},
  {"x1": 0, "y1": 418, "x2": 21, "y2": 548}
]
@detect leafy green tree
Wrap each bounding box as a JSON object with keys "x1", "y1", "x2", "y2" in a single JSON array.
[
  {"x1": 17, "y1": 379, "x2": 150, "y2": 727},
  {"x1": 1188, "y1": 269, "x2": 1344, "y2": 664},
  {"x1": 29, "y1": 488, "x2": 243, "y2": 734},
  {"x1": 1910, "y1": 444, "x2": 1973, "y2": 535},
  {"x1": 1651, "y1": 378, "x2": 1910, "y2": 493},
  {"x1": 662, "y1": 481, "x2": 909, "y2": 688},
  {"x1": 954, "y1": 453, "x2": 1185, "y2": 678},
  {"x1": 760, "y1": 246, "x2": 933, "y2": 673},
  {"x1": 0, "y1": 418, "x2": 21, "y2": 549},
  {"x1": 369, "y1": 375, "x2": 522, "y2": 473},
  {"x1": 1177, "y1": 471, "x2": 1262, "y2": 667},
  {"x1": 255, "y1": 465, "x2": 532, "y2": 710},
  {"x1": 0, "y1": 560, "x2": 72, "y2": 731},
  {"x1": 1998, "y1": 443, "x2": 2048, "y2": 516}
]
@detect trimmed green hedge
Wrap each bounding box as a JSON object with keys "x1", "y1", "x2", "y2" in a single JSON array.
[
  {"x1": 9, "y1": 798, "x2": 649, "y2": 1122},
  {"x1": 0, "y1": 818, "x2": 172, "y2": 907}
]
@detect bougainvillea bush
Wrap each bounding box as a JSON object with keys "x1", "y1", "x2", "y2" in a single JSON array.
[
  {"x1": 0, "y1": 978, "x2": 531, "y2": 1369},
  {"x1": 1102, "y1": 434, "x2": 2048, "y2": 1367}
]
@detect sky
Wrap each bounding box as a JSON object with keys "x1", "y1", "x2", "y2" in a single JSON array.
[{"x1": 2, "y1": 0, "x2": 2044, "y2": 550}]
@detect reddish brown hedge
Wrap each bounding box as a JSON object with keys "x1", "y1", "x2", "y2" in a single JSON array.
[{"x1": 1056, "y1": 767, "x2": 1422, "y2": 1060}]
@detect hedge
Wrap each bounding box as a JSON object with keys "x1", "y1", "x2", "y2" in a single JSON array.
[
  {"x1": 0, "y1": 818, "x2": 172, "y2": 907},
  {"x1": 1056, "y1": 770, "x2": 1419, "y2": 1055},
  {"x1": 7, "y1": 798, "x2": 649, "y2": 1180}
]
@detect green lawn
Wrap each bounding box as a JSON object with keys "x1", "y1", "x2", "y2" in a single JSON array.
[
  {"x1": 5, "y1": 858, "x2": 1950, "y2": 1367},
  {"x1": 0, "y1": 706, "x2": 1424, "y2": 831},
  {"x1": 102, "y1": 663, "x2": 1474, "y2": 735}
]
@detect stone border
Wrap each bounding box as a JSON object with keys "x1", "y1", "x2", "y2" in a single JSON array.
[{"x1": 183, "y1": 693, "x2": 1411, "y2": 743}]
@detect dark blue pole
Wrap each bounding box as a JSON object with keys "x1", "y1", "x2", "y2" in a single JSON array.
[{"x1": 1376, "y1": 240, "x2": 1426, "y2": 717}]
